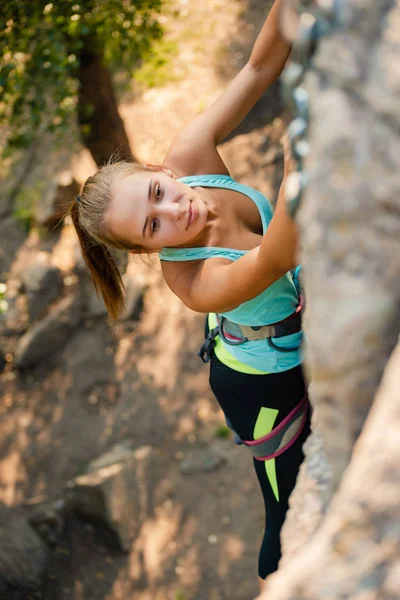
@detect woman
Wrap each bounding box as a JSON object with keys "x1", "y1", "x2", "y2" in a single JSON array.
[{"x1": 70, "y1": 0, "x2": 310, "y2": 589}]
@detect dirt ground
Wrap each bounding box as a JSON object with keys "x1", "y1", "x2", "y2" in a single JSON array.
[{"x1": 0, "y1": 1, "x2": 288, "y2": 598}]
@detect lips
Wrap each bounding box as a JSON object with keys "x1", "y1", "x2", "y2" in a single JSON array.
[{"x1": 187, "y1": 202, "x2": 195, "y2": 229}]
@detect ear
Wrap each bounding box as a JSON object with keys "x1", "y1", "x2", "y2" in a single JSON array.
[{"x1": 144, "y1": 163, "x2": 176, "y2": 178}]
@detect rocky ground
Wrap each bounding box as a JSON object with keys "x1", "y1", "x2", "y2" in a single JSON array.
[{"x1": 0, "y1": 1, "x2": 288, "y2": 598}]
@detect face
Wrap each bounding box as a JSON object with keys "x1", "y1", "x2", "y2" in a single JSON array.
[{"x1": 107, "y1": 169, "x2": 208, "y2": 251}]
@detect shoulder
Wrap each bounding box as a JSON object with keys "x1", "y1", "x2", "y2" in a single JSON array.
[
  {"x1": 163, "y1": 129, "x2": 230, "y2": 178},
  {"x1": 161, "y1": 256, "x2": 236, "y2": 313}
]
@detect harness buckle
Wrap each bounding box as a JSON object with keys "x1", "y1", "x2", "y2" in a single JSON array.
[{"x1": 197, "y1": 326, "x2": 219, "y2": 363}]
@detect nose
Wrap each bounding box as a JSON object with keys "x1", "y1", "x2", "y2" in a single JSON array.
[{"x1": 158, "y1": 202, "x2": 185, "y2": 221}]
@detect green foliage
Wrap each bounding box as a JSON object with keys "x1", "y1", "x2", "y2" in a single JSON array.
[
  {"x1": 13, "y1": 205, "x2": 33, "y2": 233},
  {"x1": 134, "y1": 38, "x2": 178, "y2": 88},
  {"x1": 0, "y1": 283, "x2": 7, "y2": 315},
  {"x1": 13, "y1": 181, "x2": 47, "y2": 233},
  {"x1": 0, "y1": 0, "x2": 164, "y2": 152},
  {"x1": 214, "y1": 424, "x2": 231, "y2": 439}
]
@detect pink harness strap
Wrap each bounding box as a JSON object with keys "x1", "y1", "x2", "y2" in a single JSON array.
[{"x1": 242, "y1": 394, "x2": 309, "y2": 461}]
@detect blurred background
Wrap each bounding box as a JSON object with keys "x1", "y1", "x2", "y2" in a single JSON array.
[{"x1": 0, "y1": 1, "x2": 288, "y2": 599}]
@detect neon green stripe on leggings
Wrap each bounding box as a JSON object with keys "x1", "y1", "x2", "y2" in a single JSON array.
[
  {"x1": 208, "y1": 313, "x2": 269, "y2": 375},
  {"x1": 254, "y1": 407, "x2": 279, "y2": 502}
]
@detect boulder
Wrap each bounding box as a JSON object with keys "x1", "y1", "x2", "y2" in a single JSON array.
[
  {"x1": 28, "y1": 499, "x2": 67, "y2": 547},
  {"x1": 180, "y1": 443, "x2": 227, "y2": 474},
  {"x1": 0, "y1": 515, "x2": 50, "y2": 600},
  {"x1": 21, "y1": 259, "x2": 63, "y2": 322},
  {"x1": 69, "y1": 443, "x2": 155, "y2": 552},
  {"x1": 74, "y1": 241, "x2": 129, "y2": 278},
  {"x1": 14, "y1": 292, "x2": 82, "y2": 369},
  {"x1": 34, "y1": 171, "x2": 80, "y2": 229},
  {"x1": 85, "y1": 272, "x2": 146, "y2": 320},
  {"x1": 120, "y1": 272, "x2": 147, "y2": 321},
  {"x1": 0, "y1": 215, "x2": 26, "y2": 279}
]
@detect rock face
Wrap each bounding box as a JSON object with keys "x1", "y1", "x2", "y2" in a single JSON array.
[
  {"x1": 15, "y1": 292, "x2": 82, "y2": 369},
  {"x1": 258, "y1": 1, "x2": 400, "y2": 598},
  {"x1": 299, "y1": 0, "x2": 400, "y2": 498},
  {"x1": 69, "y1": 443, "x2": 155, "y2": 552},
  {"x1": 278, "y1": 410, "x2": 332, "y2": 566},
  {"x1": 263, "y1": 345, "x2": 400, "y2": 600}
]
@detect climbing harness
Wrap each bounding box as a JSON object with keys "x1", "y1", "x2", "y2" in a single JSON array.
[
  {"x1": 241, "y1": 393, "x2": 309, "y2": 461},
  {"x1": 217, "y1": 297, "x2": 303, "y2": 346},
  {"x1": 197, "y1": 294, "x2": 304, "y2": 363},
  {"x1": 198, "y1": 325, "x2": 220, "y2": 363},
  {"x1": 282, "y1": 0, "x2": 343, "y2": 216},
  {"x1": 198, "y1": 266, "x2": 304, "y2": 363}
]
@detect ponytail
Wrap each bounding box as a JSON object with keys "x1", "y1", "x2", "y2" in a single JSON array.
[
  {"x1": 66, "y1": 160, "x2": 151, "y2": 320},
  {"x1": 70, "y1": 200, "x2": 126, "y2": 320}
]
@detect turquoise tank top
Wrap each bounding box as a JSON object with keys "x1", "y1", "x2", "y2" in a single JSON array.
[{"x1": 159, "y1": 174, "x2": 302, "y2": 373}]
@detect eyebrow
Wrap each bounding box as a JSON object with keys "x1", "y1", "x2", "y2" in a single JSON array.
[{"x1": 142, "y1": 178, "x2": 152, "y2": 239}]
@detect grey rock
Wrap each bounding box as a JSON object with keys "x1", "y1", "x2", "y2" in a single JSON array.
[
  {"x1": 0, "y1": 279, "x2": 29, "y2": 337},
  {"x1": 262, "y1": 346, "x2": 400, "y2": 600},
  {"x1": 0, "y1": 516, "x2": 50, "y2": 598},
  {"x1": 28, "y1": 499, "x2": 67, "y2": 547},
  {"x1": 21, "y1": 260, "x2": 63, "y2": 322},
  {"x1": 85, "y1": 272, "x2": 146, "y2": 320},
  {"x1": 279, "y1": 411, "x2": 332, "y2": 567},
  {"x1": 86, "y1": 286, "x2": 108, "y2": 318},
  {"x1": 119, "y1": 273, "x2": 147, "y2": 321},
  {"x1": 34, "y1": 171, "x2": 80, "y2": 229},
  {"x1": 15, "y1": 292, "x2": 82, "y2": 368},
  {"x1": 299, "y1": 8, "x2": 400, "y2": 500},
  {"x1": 257, "y1": 2, "x2": 400, "y2": 599},
  {"x1": 0, "y1": 292, "x2": 28, "y2": 337},
  {"x1": 73, "y1": 238, "x2": 87, "y2": 275},
  {"x1": 74, "y1": 243, "x2": 128, "y2": 278},
  {"x1": 113, "y1": 249, "x2": 129, "y2": 276},
  {"x1": 69, "y1": 443, "x2": 155, "y2": 552},
  {"x1": 180, "y1": 444, "x2": 227, "y2": 474},
  {"x1": 0, "y1": 215, "x2": 26, "y2": 279}
]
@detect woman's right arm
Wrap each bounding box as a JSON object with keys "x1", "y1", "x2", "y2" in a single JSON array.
[
  {"x1": 162, "y1": 143, "x2": 298, "y2": 314},
  {"x1": 257, "y1": 138, "x2": 298, "y2": 279}
]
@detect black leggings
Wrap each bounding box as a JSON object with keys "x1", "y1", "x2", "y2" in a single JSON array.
[{"x1": 208, "y1": 347, "x2": 310, "y2": 579}]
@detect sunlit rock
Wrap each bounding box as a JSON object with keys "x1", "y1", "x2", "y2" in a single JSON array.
[
  {"x1": 21, "y1": 259, "x2": 63, "y2": 322},
  {"x1": 69, "y1": 443, "x2": 155, "y2": 552},
  {"x1": 14, "y1": 292, "x2": 82, "y2": 369}
]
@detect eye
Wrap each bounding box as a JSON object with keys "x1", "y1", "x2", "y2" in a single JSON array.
[
  {"x1": 151, "y1": 218, "x2": 160, "y2": 234},
  {"x1": 155, "y1": 183, "x2": 163, "y2": 201}
]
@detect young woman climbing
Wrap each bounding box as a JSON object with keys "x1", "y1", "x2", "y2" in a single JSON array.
[{"x1": 69, "y1": 0, "x2": 311, "y2": 590}]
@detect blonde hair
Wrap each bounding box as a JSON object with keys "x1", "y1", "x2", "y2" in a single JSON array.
[{"x1": 68, "y1": 160, "x2": 151, "y2": 320}]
